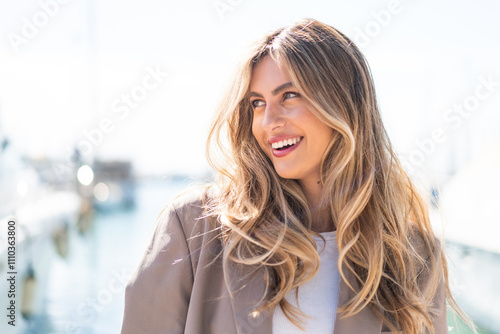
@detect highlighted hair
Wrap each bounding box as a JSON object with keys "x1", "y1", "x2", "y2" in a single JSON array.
[{"x1": 205, "y1": 18, "x2": 472, "y2": 334}]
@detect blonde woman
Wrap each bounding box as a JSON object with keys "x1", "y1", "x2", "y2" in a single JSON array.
[{"x1": 121, "y1": 18, "x2": 471, "y2": 334}]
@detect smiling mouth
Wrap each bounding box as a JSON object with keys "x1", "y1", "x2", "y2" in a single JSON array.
[{"x1": 271, "y1": 137, "x2": 302, "y2": 150}]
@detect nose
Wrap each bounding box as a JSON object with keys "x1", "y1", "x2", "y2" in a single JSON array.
[{"x1": 261, "y1": 103, "x2": 286, "y2": 131}]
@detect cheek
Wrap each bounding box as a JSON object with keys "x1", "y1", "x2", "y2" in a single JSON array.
[
  {"x1": 302, "y1": 116, "x2": 334, "y2": 153},
  {"x1": 251, "y1": 123, "x2": 269, "y2": 155},
  {"x1": 255, "y1": 136, "x2": 267, "y2": 153},
  {"x1": 251, "y1": 120, "x2": 261, "y2": 144},
  {"x1": 317, "y1": 128, "x2": 334, "y2": 153}
]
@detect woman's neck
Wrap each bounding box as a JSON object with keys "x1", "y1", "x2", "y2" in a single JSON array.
[{"x1": 299, "y1": 177, "x2": 336, "y2": 233}]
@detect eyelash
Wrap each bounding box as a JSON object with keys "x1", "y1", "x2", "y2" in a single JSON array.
[{"x1": 250, "y1": 91, "x2": 300, "y2": 109}]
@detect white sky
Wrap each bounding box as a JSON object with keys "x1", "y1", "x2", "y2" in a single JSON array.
[{"x1": 0, "y1": 0, "x2": 499, "y2": 178}]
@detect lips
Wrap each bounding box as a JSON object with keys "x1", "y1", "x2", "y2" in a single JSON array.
[
  {"x1": 271, "y1": 136, "x2": 301, "y2": 149},
  {"x1": 270, "y1": 136, "x2": 303, "y2": 158}
]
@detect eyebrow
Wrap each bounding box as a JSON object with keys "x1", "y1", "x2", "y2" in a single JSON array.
[{"x1": 248, "y1": 82, "x2": 293, "y2": 98}]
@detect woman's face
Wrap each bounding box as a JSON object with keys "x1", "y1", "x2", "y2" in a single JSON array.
[{"x1": 250, "y1": 56, "x2": 333, "y2": 186}]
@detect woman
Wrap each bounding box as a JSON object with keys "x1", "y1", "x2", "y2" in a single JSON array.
[{"x1": 121, "y1": 18, "x2": 472, "y2": 333}]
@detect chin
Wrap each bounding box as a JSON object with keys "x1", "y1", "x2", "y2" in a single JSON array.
[{"x1": 274, "y1": 169, "x2": 300, "y2": 180}]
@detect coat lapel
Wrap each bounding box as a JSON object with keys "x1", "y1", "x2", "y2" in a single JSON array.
[
  {"x1": 226, "y1": 260, "x2": 274, "y2": 333},
  {"x1": 226, "y1": 259, "x2": 383, "y2": 334}
]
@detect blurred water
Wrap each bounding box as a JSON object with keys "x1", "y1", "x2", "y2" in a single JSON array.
[
  {"x1": 16, "y1": 178, "x2": 497, "y2": 334},
  {"x1": 447, "y1": 242, "x2": 500, "y2": 334},
  {"x1": 21, "y1": 177, "x2": 190, "y2": 334}
]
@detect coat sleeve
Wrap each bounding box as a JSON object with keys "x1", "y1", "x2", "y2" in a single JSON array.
[
  {"x1": 121, "y1": 202, "x2": 194, "y2": 334},
  {"x1": 419, "y1": 237, "x2": 449, "y2": 334},
  {"x1": 434, "y1": 272, "x2": 448, "y2": 334},
  {"x1": 432, "y1": 270, "x2": 448, "y2": 334}
]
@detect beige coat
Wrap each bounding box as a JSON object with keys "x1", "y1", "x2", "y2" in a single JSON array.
[{"x1": 121, "y1": 190, "x2": 448, "y2": 334}]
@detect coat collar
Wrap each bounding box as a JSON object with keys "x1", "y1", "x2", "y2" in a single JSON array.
[{"x1": 226, "y1": 259, "x2": 383, "y2": 333}]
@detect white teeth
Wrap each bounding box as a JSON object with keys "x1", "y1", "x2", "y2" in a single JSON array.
[{"x1": 271, "y1": 137, "x2": 301, "y2": 149}]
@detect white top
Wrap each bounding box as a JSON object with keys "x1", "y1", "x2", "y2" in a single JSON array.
[{"x1": 272, "y1": 231, "x2": 340, "y2": 333}]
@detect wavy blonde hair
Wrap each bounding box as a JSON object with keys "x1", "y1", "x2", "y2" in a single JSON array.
[{"x1": 205, "y1": 18, "x2": 471, "y2": 334}]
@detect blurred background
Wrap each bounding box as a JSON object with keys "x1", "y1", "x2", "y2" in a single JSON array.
[{"x1": 0, "y1": 0, "x2": 499, "y2": 333}]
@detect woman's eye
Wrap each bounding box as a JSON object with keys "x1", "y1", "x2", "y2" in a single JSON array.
[
  {"x1": 251, "y1": 99, "x2": 265, "y2": 109},
  {"x1": 283, "y1": 92, "x2": 299, "y2": 100}
]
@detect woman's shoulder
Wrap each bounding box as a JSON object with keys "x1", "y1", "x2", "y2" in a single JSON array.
[
  {"x1": 405, "y1": 224, "x2": 444, "y2": 293},
  {"x1": 406, "y1": 224, "x2": 442, "y2": 261},
  {"x1": 158, "y1": 183, "x2": 221, "y2": 240},
  {"x1": 166, "y1": 183, "x2": 219, "y2": 215}
]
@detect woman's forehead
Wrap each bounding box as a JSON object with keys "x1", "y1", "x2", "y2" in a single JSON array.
[{"x1": 250, "y1": 57, "x2": 293, "y2": 89}]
